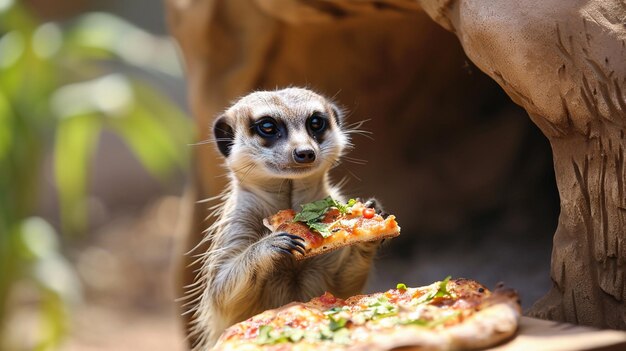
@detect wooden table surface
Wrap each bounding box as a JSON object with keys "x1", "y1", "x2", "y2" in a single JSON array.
[{"x1": 489, "y1": 317, "x2": 626, "y2": 351}]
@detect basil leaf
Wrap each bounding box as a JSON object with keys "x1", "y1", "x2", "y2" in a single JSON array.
[
  {"x1": 295, "y1": 197, "x2": 334, "y2": 218},
  {"x1": 292, "y1": 196, "x2": 357, "y2": 238},
  {"x1": 308, "y1": 222, "x2": 332, "y2": 238},
  {"x1": 293, "y1": 210, "x2": 321, "y2": 223}
]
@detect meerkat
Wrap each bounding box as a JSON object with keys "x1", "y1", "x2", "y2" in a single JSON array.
[{"x1": 187, "y1": 88, "x2": 382, "y2": 350}]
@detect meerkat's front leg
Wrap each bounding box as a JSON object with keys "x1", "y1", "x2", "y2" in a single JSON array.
[{"x1": 208, "y1": 232, "x2": 304, "y2": 310}]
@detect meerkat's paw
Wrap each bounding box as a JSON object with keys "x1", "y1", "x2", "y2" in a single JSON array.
[{"x1": 266, "y1": 232, "x2": 306, "y2": 256}]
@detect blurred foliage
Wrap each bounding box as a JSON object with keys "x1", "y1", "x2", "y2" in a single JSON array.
[{"x1": 0, "y1": 0, "x2": 192, "y2": 349}]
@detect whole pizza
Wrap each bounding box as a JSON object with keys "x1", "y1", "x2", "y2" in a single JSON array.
[{"x1": 212, "y1": 277, "x2": 521, "y2": 351}]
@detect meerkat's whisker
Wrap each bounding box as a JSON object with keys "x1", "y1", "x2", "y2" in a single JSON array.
[
  {"x1": 343, "y1": 156, "x2": 368, "y2": 165},
  {"x1": 343, "y1": 119, "x2": 370, "y2": 130}
]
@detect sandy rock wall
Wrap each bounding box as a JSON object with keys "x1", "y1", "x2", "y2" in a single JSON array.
[
  {"x1": 418, "y1": 0, "x2": 626, "y2": 327},
  {"x1": 166, "y1": 0, "x2": 625, "y2": 334}
]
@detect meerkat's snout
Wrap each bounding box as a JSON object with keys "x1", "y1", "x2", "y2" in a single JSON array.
[{"x1": 293, "y1": 147, "x2": 316, "y2": 164}]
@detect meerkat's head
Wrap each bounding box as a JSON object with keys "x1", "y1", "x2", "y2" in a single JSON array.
[{"x1": 212, "y1": 88, "x2": 348, "y2": 181}]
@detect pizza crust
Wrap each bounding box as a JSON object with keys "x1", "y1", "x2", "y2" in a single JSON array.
[
  {"x1": 367, "y1": 301, "x2": 520, "y2": 351},
  {"x1": 304, "y1": 228, "x2": 400, "y2": 259}
]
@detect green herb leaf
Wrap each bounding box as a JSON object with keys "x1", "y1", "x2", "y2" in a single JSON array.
[
  {"x1": 292, "y1": 196, "x2": 356, "y2": 238},
  {"x1": 328, "y1": 316, "x2": 348, "y2": 331},
  {"x1": 332, "y1": 198, "x2": 357, "y2": 214},
  {"x1": 288, "y1": 329, "x2": 304, "y2": 343},
  {"x1": 415, "y1": 276, "x2": 453, "y2": 304},
  {"x1": 361, "y1": 296, "x2": 398, "y2": 320},
  {"x1": 293, "y1": 210, "x2": 322, "y2": 223},
  {"x1": 257, "y1": 325, "x2": 273, "y2": 344},
  {"x1": 308, "y1": 222, "x2": 332, "y2": 238},
  {"x1": 433, "y1": 276, "x2": 452, "y2": 298},
  {"x1": 257, "y1": 326, "x2": 301, "y2": 345},
  {"x1": 293, "y1": 197, "x2": 335, "y2": 223}
]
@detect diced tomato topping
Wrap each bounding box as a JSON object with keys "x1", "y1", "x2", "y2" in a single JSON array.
[
  {"x1": 242, "y1": 325, "x2": 259, "y2": 339},
  {"x1": 412, "y1": 290, "x2": 426, "y2": 299},
  {"x1": 318, "y1": 292, "x2": 341, "y2": 306},
  {"x1": 363, "y1": 208, "x2": 376, "y2": 219}
]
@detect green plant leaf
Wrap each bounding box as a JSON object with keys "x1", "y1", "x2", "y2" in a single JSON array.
[
  {"x1": 0, "y1": 89, "x2": 12, "y2": 161},
  {"x1": 64, "y1": 12, "x2": 182, "y2": 76},
  {"x1": 130, "y1": 82, "x2": 192, "y2": 168},
  {"x1": 107, "y1": 104, "x2": 179, "y2": 179},
  {"x1": 54, "y1": 114, "x2": 101, "y2": 234}
]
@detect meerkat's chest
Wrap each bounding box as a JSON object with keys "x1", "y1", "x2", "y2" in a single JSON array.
[{"x1": 263, "y1": 251, "x2": 345, "y2": 302}]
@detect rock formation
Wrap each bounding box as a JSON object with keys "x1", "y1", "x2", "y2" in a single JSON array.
[
  {"x1": 417, "y1": 0, "x2": 626, "y2": 328},
  {"x1": 166, "y1": 0, "x2": 626, "y2": 333}
]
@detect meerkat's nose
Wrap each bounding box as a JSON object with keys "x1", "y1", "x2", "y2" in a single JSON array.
[{"x1": 293, "y1": 147, "x2": 316, "y2": 164}]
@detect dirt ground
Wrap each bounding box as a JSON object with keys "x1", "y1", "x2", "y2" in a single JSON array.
[{"x1": 61, "y1": 196, "x2": 187, "y2": 351}]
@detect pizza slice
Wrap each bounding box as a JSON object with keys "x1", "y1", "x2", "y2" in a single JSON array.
[
  {"x1": 263, "y1": 197, "x2": 400, "y2": 260},
  {"x1": 212, "y1": 277, "x2": 521, "y2": 351}
]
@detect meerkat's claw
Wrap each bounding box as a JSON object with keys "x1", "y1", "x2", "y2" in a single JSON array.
[
  {"x1": 271, "y1": 233, "x2": 306, "y2": 255},
  {"x1": 281, "y1": 233, "x2": 305, "y2": 243}
]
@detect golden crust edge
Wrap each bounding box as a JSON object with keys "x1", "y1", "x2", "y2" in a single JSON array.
[{"x1": 357, "y1": 300, "x2": 521, "y2": 351}]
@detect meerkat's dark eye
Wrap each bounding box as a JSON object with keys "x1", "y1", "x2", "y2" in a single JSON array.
[
  {"x1": 307, "y1": 113, "x2": 327, "y2": 134},
  {"x1": 255, "y1": 117, "x2": 279, "y2": 138}
]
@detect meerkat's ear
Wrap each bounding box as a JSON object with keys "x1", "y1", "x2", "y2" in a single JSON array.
[
  {"x1": 213, "y1": 114, "x2": 235, "y2": 158},
  {"x1": 330, "y1": 103, "x2": 345, "y2": 127}
]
